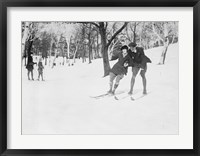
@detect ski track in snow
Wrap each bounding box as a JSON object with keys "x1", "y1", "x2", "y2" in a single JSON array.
[{"x1": 22, "y1": 44, "x2": 179, "y2": 135}]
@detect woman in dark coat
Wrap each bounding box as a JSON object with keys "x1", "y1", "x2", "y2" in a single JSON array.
[
  {"x1": 108, "y1": 45, "x2": 133, "y2": 95},
  {"x1": 26, "y1": 53, "x2": 35, "y2": 80}
]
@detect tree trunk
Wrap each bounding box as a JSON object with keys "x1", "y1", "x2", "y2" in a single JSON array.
[
  {"x1": 49, "y1": 35, "x2": 53, "y2": 66},
  {"x1": 82, "y1": 45, "x2": 86, "y2": 63},
  {"x1": 158, "y1": 37, "x2": 169, "y2": 65},
  {"x1": 66, "y1": 37, "x2": 71, "y2": 65},
  {"x1": 27, "y1": 40, "x2": 33, "y2": 56},
  {"x1": 89, "y1": 45, "x2": 92, "y2": 63},
  {"x1": 158, "y1": 22, "x2": 169, "y2": 65},
  {"x1": 52, "y1": 38, "x2": 60, "y2": 68},
  {"x1": 96, "y1": 32, "x2": 100, "y2": 58},
  {"x1": 100, "y1": 27, "x2": 110, "y2": 77},
  {"x1": 61, "y1": 45, "x2": 65, "y2": 65},
  {"x1": 73, "y1": 44, "x2": 78, "y2": 63},
  {"x1": 22, "y1": 22, "x2": 29, "y2": 60},
  {"x1": 139, "y1": 35, "x2": 142, "y2": 46},
  {"x1": 45, "y1": 57, "x2": 47, "y2": 65},
  {"x1": 90, "y1": 22, "x2": 127, "y2": 76},
  {"x1": 102, "y1": 44, "x2": 110, "y2": 77},
  {"x1": 88, "y1": 39, "x2": 92, "y2": 64},
  {"x1": 87, "y1": 24, "x2": 92, "y2": 63},
  {"x1": 133, "y1": 22, "x2": 137, "y2": 44},
  {"x1": 51, "y1": 49, "x2": 57, "y2": 68}
]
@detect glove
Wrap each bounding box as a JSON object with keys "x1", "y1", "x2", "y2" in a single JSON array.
[{"x1": 124, "y1": 62, "x2": 128, "y2": 67}]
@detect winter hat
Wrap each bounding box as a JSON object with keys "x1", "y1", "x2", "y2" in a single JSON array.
[
  {"x1": 128, "y1": 42, "x2": 137, "y2": 47},
  {"x1": 121, "y1": 45, "x2": 129, "y2": 50}
]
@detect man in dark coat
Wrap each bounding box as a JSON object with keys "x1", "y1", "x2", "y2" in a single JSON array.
[
  {"x1": 26, "y1": 53, "x2": 35, "y2": 80},
  {"x1": 128, "y1": 42, "x2": 151, "y2": 95},
  {"x1": 108, "y1": 45, "x2": 133, "y2": 95}
]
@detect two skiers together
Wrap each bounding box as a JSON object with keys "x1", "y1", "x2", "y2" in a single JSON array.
[
  {"x1": 108, "y1": 42, "x2": 151, "y2": 95},
  {"x1": 26, "y1": 53, "x2": 44, "y2": 81}
]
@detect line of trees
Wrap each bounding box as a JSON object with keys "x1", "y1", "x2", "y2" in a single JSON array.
[{"x1": 22, "y1": 21, "x2": 178, "y2": 76}]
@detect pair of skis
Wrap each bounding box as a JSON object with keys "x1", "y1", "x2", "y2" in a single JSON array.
[
  {"x1": 114, "y1": 93, "x2": 138, "y2": 101},
  {"x1": 91, "y1": 92, "x2": 120, "y2": 100},
  {"x1": 91, "y1": 92, "x2": 146, "y2": 101}
]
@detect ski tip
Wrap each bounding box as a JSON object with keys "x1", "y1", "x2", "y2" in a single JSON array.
[
  {"x1": 114, "y1": 96, "x2": 119, "y2": 100},
  {"x1": 130, "y1": 97, "x2": 135, "y2": 101}
]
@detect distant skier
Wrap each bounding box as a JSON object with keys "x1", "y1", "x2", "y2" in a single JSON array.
[
  {"x1": 108, "y1": 45, "x2": 133, "y2": 95},
  {"x1": 26, "y1": 53, "x2": 36, "y2": 80},
  {"x1": 128, "y1": 42, "x2": 151, "y2": 95},
  {"x1": 37, "y1": 57, "x2": 44, "y2": 81}
]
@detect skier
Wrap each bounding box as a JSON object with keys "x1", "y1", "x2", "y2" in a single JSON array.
[
  {"x1": 128, "y1": 42, "x2": 151, "y2": 95},
  {"x1": 37, "y1": 57, "x2": 44, "y2": 81},
  {"x1": 108, "y1": 45, "x2": 133, "y2": 95},
  {"x1": 26, "y1": 53, "x2": 36, "y2": 80}
]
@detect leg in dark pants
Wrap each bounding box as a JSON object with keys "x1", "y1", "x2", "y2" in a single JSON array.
[
  {"x1": 27, "y1": 70, "x2": 30, "y2": 80},
  {"x1": 31, "y1": 70, "x2": 34, "y2": 80}
]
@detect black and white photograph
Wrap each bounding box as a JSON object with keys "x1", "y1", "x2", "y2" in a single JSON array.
[{"x1": 22, "y1": 21, "x2": 179, "y2": 135}]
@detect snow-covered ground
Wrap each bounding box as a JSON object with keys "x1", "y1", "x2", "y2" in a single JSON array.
[{"x1": 22, "y1": 43, "x2": 179, "y2": 135}]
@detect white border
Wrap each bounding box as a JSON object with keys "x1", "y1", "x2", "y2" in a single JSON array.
[{"x1": 7, "y1": 7, "x2": 193, "y2": 149}]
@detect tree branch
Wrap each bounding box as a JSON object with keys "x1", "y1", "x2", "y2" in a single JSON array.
[
  {"x1": 77, "y1": 22, "x2": 100, "y2": 28},
  {"x1": 136, "y1": 22, "x2": 140, "y2": 26},
  {"x1": 89, "y1": 22, "x2": 100, "y2": 28},
  {"x1": 106, "y1": 22, "x2": 116, "y2": 37},
  {"x1": 105, "y1": 22, "x2": 108, "y2": 29},
  {"x1": 107, "y1": 22, "x2": 128, "y2": 47},
  {"x1": 129, "y1": 22, "x2": 134, "y2": 33},
  {"x1": 151, "y1": 23, "x2": 164, "y2": 42},
  {"x1": 125, "y1": 25, "x2": 132, "y2": 42}
]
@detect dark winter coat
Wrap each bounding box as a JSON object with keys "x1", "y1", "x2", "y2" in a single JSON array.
[
  {"x1": 110, "y1": 53, "x2": 133, "y2": 75},
  {"x1": 26, "y1": 55, "x2": 35, "y2": 71},
  {"x1": 128, "y1": 47, "x2": 151, "y2": 69}
]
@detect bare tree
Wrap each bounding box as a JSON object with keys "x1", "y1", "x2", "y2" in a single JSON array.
[
  {"x1": 89, "y1": 22, "x2": 128, "y2": 76},
  {"x1": 22, "y1": 22, "x2": 30, "y2": 66}
]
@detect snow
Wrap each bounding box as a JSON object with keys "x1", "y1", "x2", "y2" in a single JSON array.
[{"x1": 22, "y1": 43, "x2": 179, "y2": 135}]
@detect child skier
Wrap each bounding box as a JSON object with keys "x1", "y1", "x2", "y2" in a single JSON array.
[
  {"x1": 37, "y1": 57, "x2": 44, "y2": 81},
  {"x1": 108, "y1": 45, "x2": 133, "y2": 95}
]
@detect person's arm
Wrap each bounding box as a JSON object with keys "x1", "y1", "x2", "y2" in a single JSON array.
[
  {"x1": 122, "y1": 60, "x2": 129, "y2": 75},
  {"x1": 126, "y1": 52, "x2": 134, "y2": 67},
  {"x1": 128, "y1": 49, "x2": 136, "y2": 58},
  {"x1": 124, "y1": 61, "x2": 129, "y2": 67},
  {"x1": 136, "y1": 47, "x2": 145, "y2": 55},
  {"x1": 138, "y1": 47, "x2": 152, "y2": 69},
  {"x1": 110, "y1": 53, "x2": 119, "y2": 61}
]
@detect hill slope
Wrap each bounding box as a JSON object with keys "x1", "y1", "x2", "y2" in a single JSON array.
[{"x1": 22, "y1": 43, "x2": 179, "y2": 135}]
